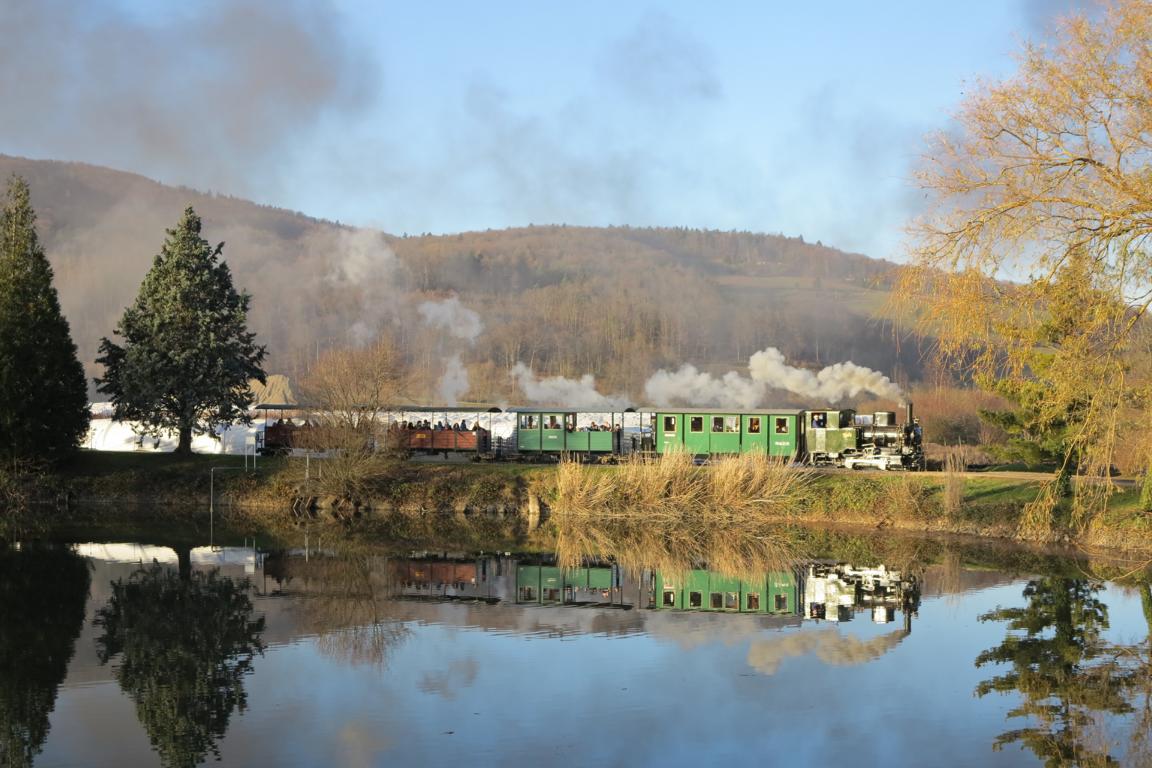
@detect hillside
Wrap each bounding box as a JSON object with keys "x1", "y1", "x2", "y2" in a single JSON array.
[{"x1": 0, "y1": 154, "x2": 923, "y2": 405}]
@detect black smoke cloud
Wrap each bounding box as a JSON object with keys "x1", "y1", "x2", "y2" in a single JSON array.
[{"x1": 0, "y1": 0, "x2": 377, "y2": 197}]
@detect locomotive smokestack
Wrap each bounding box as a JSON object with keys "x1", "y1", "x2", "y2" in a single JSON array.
[{"x1": 906, "y1": 401, "x2": 914, "y2": 425}]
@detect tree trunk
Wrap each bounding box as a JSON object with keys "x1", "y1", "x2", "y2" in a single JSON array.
[
  {"x1": 176, "y1": 425, "x2": 193, "y2": 455},
  {"x1": 175, "y1": 545, "x2": 192, "y2": 582}
]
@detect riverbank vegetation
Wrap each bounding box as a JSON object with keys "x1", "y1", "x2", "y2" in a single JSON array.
[{"x1": 5, "y1": 448, "x2": 1151, "y2": 558}]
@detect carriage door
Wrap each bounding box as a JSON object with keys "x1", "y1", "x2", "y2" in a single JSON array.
[
  {"x1": 542, "y1": 413, "x2": 565, "y2": 451},
  {"x1": 658, "y1": 413, "x2": 682, "y2": 453}
]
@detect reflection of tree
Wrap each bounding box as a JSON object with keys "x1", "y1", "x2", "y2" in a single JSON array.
[
  {"x1": 95, "y1": 565, "x2": 264, "y2": 768},
  {"x1": 285, "y1": 554, "x2": 409, "y2": 667},
  {"x1": 975, "y1": 578, "x2": 1134, "y2": 766},
  {"x1": 0, "y1": 544, "x2": 90, "y2": 768}
]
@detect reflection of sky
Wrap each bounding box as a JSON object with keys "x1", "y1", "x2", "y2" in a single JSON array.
[{"x1": 36, "y1": 572, "x2": 1152, "y2": 767}]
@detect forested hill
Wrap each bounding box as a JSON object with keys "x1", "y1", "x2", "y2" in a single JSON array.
[{"x1": 1, "y1": 154, "x2": 922, "y2": 403}]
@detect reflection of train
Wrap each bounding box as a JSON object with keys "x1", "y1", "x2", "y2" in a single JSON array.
[
  {"x1": 383, "y1": 553, "x2": 920, "y2": 625},
  {"x1": 259, "y1": 402, "x2": 924, "y2": 470},
  {"x1": 803, "y1": 563, "x2": 920, "y2": 624}
]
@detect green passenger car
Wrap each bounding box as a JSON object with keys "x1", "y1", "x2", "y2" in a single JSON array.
[
  {"x1": 514, "y1": 409, "x2": 627, "y2": 455},
  {"x1": 654, "y1": 569, "x2": 797, "y2": 614},
  {"x1": 652, "y1": 409, "x2": 801, "y2": 459},
  {"x1": 516, "y1": 564, "x2": 614, "y2": 603}
]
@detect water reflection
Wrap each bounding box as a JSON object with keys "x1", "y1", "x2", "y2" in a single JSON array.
[
  {"x1": 29, "y1": 529, "x2": 1152, "y2": 767},
  {"x1": 975, "y1": 577, "x2": 1150, "y2": 765},
  {"x1": 95, "y1": 565, "x2": 265, "y2": 768},
  {"x1": 268, "y1": 552, "x2": 410, "y2": 667},
  {"x1": 0, "y1": 544, "x2": 90, "y2": 768}
]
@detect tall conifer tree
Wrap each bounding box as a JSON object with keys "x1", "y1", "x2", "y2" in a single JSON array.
[
  {"x1": 97, "y1": 207, "x2": 265, "y2": 454},
  {"x1": 0, "y1": 176, "x2": 89, "y2": 462}
]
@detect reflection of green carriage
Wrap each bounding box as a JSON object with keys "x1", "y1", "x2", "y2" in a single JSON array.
[{"x1": 654, "y1": 569, "x2": 798, "y2": 614}]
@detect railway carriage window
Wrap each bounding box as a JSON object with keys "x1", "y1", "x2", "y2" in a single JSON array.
[
  {"x1": 774, "y1": 418, "x2": 789, "y2": 434},
  {"x1": 710, "y1": 592, "x2": 724, "y2": 609},
  {"x1": 520, "y1": 414, "x2": 537, "y2": 429},
  {"x1": 663, "y1": 590, "x2": 676, "y2": 607},
  {"x1": 724, "y1": 416, "x2": 738, "y2": 433},
  {"x1": 747, "y1": 593, "x2": 761, "y2": 610},
  {"x1": 711, "y1": 416, "x2": 724, "y2": 433},
  {"x1": 662, "y1": 415, "x2": 677, "y2": 432},
  {"x1": 519, "y1": 586, "x2": 536, "y2": 602},
  {"x1": 690, "y1": 416, "x2": 704, "y2": 433},
  {"x1": 565, "y1": 414, "x2": 577, "y2": 432},
  {"x1": 689, "y1": 591, "x2": 703, "y2": 608},
  {"x1": 748, "y1": 417, "x2": 762, "y2": 434},
  {"x1": 724, "y1": 592, "x2": 739, "y2": 609},
  {"x1": 775, "y1": 594, "x2": 788, "y2": 611},
  {"x1": 546, "y1": 415, "x2": 561, "y2": 430},
  {"x1": 811, "y1": 413, "x2": 827, "y2": 428}
]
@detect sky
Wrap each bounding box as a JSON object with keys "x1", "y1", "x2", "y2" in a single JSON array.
[{"x1": 0, "y1": 0, "x2": 1094, "y2": 262}]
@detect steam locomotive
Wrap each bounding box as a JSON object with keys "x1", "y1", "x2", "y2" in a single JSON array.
[
  {"x1": 513, "y1": 403, "x2": 923, "y2": 470},
  {"x1": 264, "y1": 402, "x2": 924, "y2": 470}
]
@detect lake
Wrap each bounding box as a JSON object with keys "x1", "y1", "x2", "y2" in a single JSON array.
[{"x1": 4, "y1": 527, "x2": 1152, "y2": 767}]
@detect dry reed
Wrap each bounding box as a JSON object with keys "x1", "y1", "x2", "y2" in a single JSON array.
[
  {"x1": 551, "y1": 452, "x2": 809, "y2": 580},
  {"x1": 943, "y1": 448, "x2": 968, "y2": 519}
]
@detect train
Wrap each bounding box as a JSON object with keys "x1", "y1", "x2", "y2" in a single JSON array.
[{"x1": 260, "y1": 402, "x2": 924, "y2": 470}]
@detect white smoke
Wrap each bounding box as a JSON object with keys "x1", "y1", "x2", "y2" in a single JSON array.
[
  {"x1": 321, "y1": 227, "x2": 405, "y2": 346},
  {"x1": 438, "y1": 354, "x2": 470, "y2": 406},
  {"x1": 643, "y1": 347, "x2": 903, "y2": 408},
  {"x1": 417, "y1": 296, "x2": 483, "y2": 344},
  {"x1": 511, "y1": 363, "x2": 630, "y2": 409},
  {"x1": 747, "y1": 348, "x2": 903, "y2": 402},
  {"x1": 643, "y1": 365, "x2": 764, "y2": 410}
]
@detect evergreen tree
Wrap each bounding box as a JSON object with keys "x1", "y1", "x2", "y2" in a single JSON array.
[
  {"x1": 0, "y1": 176, "x2": 90, "y2": 463},
  {"x1": 0, "y1": 544, "x2": 91, "y2": 768},
  {"x1": 96, "y1": 566, "x2": 265, "y2": 768},
  {"x1": 97, "y1": 208, "x2": 265, "y2": 454}
]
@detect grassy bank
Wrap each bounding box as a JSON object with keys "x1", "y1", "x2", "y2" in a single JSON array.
[{"x1": 4, "y1": 450, "x2": 1151, "y2": 555}]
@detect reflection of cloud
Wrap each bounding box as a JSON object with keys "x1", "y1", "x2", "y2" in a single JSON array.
[
  {"x1": 747, "y1": 628, "x2": 908, "y2": 675},
  {"x1": 418, "y1": 657, "x2": 479, "y2": 700},
  {"x1": 338, "y1": 721, "x2": 391, "y2": 768}
]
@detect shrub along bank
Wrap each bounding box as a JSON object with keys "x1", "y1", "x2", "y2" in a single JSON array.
[{"x1": 2, "y1": 450, "x2": 1148, "y2": 554}]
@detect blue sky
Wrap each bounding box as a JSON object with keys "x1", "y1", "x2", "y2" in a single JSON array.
[{"x1": 0, "y1": 0, "x2": 1089, "y2": 260}]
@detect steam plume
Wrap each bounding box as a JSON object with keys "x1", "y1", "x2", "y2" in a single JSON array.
[
  {"x1": 511, "y1": 364, "x2": 629, "y2": 409},
  {"x1": 323, "y1": 228, "x2": 404, "y2": 346},
  {"x1": 438, "y1": 354, "x2": 470, "y2": 406},
  {"x1": 747, "y1": 348, "x2": 903, "y2": 402},
  {"x1": 644, "y1": 347, "x2": 902, "y2": 408},
  {"x1": 417, "y1": 296, "x2": 483, "y2": 344}
]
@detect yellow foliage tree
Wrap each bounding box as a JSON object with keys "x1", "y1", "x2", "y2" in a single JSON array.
[{"x1": 900, "y1": 0, "x2": 1152, "y2": 527}]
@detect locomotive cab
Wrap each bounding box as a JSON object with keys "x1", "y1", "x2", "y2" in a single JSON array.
[{"x1": 802, "y1": 409, "x2": 858, "y2": 465}]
